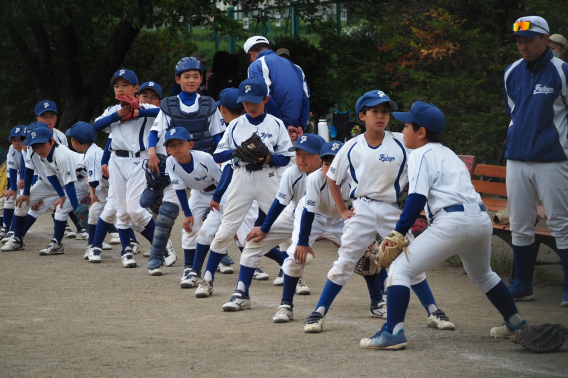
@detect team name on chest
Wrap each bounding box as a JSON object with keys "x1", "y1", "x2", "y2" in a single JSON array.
[
  {"x1": 533, "y1": 84, "x2": 554, "y2": 95},
  {"x1": 194, "y1": 174, "x2": 208, "y2": 181},
  {"x1": 378, "y1": 154, "x2": 395, "y2": 162},
  {"x1": 257, "y1": 131, "x2": 273, "y2": 139}
]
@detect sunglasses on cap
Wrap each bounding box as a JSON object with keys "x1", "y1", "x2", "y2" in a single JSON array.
[{"x1": 513, "y1": 21, "x2": 549, "y2": 33}]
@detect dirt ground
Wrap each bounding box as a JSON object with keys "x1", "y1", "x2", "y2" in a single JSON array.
[{"x1": 1, "y1": 212, "x2": 567, "y2": 377}]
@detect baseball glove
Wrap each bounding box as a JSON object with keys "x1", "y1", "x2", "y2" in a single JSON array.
[
  {"x1": 493, "y1": 209, "x2": 510, "y2": 225},
  {"x1": 73, "y1": 203, "x2": 90, "y2": 229},
  {"x1": 233, "y1": 133, "x2": 271, "y2": 165},
  {"x1": 116, "y1": 94, "x2": 141, "y2": 123},
  {"x1": 510, "y1": 323, "x2": 568, "y2": 353},
  {"x1": 354, "y1": 234, "x2": 383, "y2": 276},
  {"x1": 376, "y1": 230, "x2": 410, "y2": 268}
]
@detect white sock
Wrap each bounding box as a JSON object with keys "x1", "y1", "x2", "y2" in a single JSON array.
[
  {"x1": 316, "y1": 306, "x2": 326, "y2": 316},
  {"x1": 427, "y1": 304, "x2": 438, "y2": 314},
  {"x1": 392, "y1": 322, "x2": 404, "y2": 334},
  {"x1": 204, "y1": 271, "x2": 212, "y2": 282},
  {"x1": 508, "y1": 313, "x2": 522, "y2": 325}
]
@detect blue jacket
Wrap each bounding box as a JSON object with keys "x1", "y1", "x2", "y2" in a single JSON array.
[
  {"x1": 248, "y1": 50, "x2": 310, "y2": 129},
  {"x1": 504, "y1": 47, "x2": 568, "y2": 162}
]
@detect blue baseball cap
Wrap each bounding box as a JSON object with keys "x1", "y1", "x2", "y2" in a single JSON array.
[
  {"x1": 34, "y1": 100, "x2": 58, "y2": 116},
  {"x1": 356, "y1": 90, "x2": 398, "y2": 115},
  {"x1": 393, "y1": 101, "x2": 445, "y2": 134},
  {"x1": 110, "y1": 68, "x2": 139, "y2": 85},
  {"x1": 8, "y1": 125, "x2": 26, "y2": 142},
  {"x1": 66, "y1": 122, "x2": 96, "y2": 144},
  {"x1": 510, "y1": 16, "x2": 549, "y2": 39},
  {"x1": 163, "y1": 127, "x2": 192, "y2": 146},
  {"x1": 237, "y1": 78, "x2": 268, "y2": 104},
  {"x1": 22, "y1": 122, "x2": 39, "y2": 145},
  {"x1": 215, "y1": 88, "x2": 243, "y2": 109},
  {"x1": 139, "y1": 81, "x2": 162, "y2": 99},
  {"x1": 320, "y1": 141, "x2": 344, "y2": 158},
  {"x1": 288, "y1": 134, "x2": 326, "y2": 154},
  {"x1": 25, "y1": 123, "x2": 53, "y2": 146}
]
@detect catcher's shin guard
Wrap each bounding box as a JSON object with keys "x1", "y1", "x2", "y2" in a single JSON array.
[{"x1": 149, "y1": 201, "x2": 179, "y2": 261}]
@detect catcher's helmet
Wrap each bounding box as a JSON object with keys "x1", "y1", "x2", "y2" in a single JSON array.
[
  {"x1": 175, "y1": 57, "x2": 203, "y2": 76},
  {"x1": 140, "y1": 154, "x2": 170, "y2": 209}
]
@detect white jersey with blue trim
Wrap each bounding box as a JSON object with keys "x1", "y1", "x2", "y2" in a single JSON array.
[
  {"x1": 96, "y1": 103, "x2": 157, "y2": 152},
  {"x1": 408, "y1": 142, "x2": 482, "y2": 219},
  {"x1": 304, "y1": 168, "x2": 351, "y2": 219},
  {"x1": 41, "y1": 145, "x2": 86, "y2": 186},
  {"x1": 150, "y1": 93, "x2": 225, "y2": 138},
  {"x1": 215, "y1": 113, "x2": 294, "y2": 167},
  {"x1": 24, "y1": 148, "x2": 58, "y2": 184},
  {"x1": 326, "y1": 132, "x2": 408, "y2": 202},
  {"x1": 53, "y1": 128, "x2": 68, "y2": 147},
  {"x1": 84, "y1": 143, "x2": 107, "y2": 196},
  {"x1": 166, "y1": 150, "x2": 222, "y2": 194},
  {"x1": 7, "y1": 146, "x2": 22, "y2": 174},
  {"x1": 275, "y1": 165, "x2": 308, "y2": 213}
]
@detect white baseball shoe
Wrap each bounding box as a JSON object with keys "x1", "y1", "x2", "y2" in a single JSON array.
[
  {"x1": 109, "y1": 232, "x2": 121, "y2": 245},
  {"x1": 102, "y1": 242, "x2": 112, "y2": 250},
  {"x1": 129, "y1": 241, "x2": 140, "y2": 254},
  {"x1": 180, "y1": 269, "x2": 201, "y2": 288},
  {"x1": 295, "y1": 277, "x2": 310, "y2": 295},
  {"x1": 1, "y1": 237, "x2": 24, "y2": 251},
  {"x1": 222, "y1": 290, "x2": 252, "y2": 311},
  {"x1": 273, "y1": 269, "x2": 284, "y2": 286},
  {"x1": 2, "y1": 231, "x2": 15, "y2": 244},
  {"x1": 39, "y1": 239, "x2": 64, "y2": 255},
  {"x1": 273, "y1": 303, "x2": 294, "y2": 323},
  {"x1": 164, "y1": 240, "x2": 177, "y2": 267},
  {"x1": 217, "y1": 263, "x2": 234, "y2": 274},
  {"x1": 195, "y1": 279, "x2": 213, "y2": 298},
  {"x1": 427, "y1": 309, "x2": 455, "y2": 330},
  {"x1": 75, "y1": 228, "x2": 88, "y2": 240},
  {"x1": 0, "y1": 227, "x2": 7, "y2": 239},
  {"x1": 89, "y1": 247, "x2": 102, "y2": 263},
  {"x1": 370, "y1": 301, "x2": 387, "y2": 319},
  {"x1": 490, "y1": 320, "x2": 527, "y2": 339},
  {"x1": 253, "y1": 268, "x2": 269, "y2": 281},
  {"x1": 84, "y1": 245, "x2": 91, "y2": 260},
  {"x1": 143, "y1": 251, "x2": 151, "y2": 258},
  {"x1": 303, "y1": 311, "x2": 325, "y2": 333},
  {"x1": 64, "y1": 227, "x2": 76, "y2": 238},
  {"x1": 121, "y1": 247, "x2": 137, "y2": 268}
]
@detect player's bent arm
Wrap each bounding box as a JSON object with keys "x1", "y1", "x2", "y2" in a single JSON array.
[
  {"x1": 138, "y1": 107, "x2": 159, "y2": 118},
  {"x1": 268, "y1": 155, "x2": 290, "y2": 167},
  {"x1": 148, "y1": 130, "x2": 159, "y2": 149},
  {"x1": 8, "y1": 168, "x2": 18, "y2": 191},
  {"x1": 297, "y1": 208, "x2": 316, "y2": 247},
  {"x1": 93, "y1": 112, "x2": 120, "y2": 132},
  {"x1": 213, "y1": 150, "x2": 235, "y2": 164},
  {"x1": 64, "y1": 182, "x2": 80, "y2": 211},
  {"x1": 22, "y1": 168, "x2": 35, "y2": 196},
  {"x1": 175, "y1": 189, "x2": 192, "y2": 218},
  {"x1": 394, "y1": 193, "x2": 427, "y2": 235},
  {"x1": 326, "y1": 176, "x2": 349, "y2": 216},
  {"x1": 46, "y1": 175, "x2": 66, "y2": 198},
  {"x1": 211, "y1": 167, "x2": 233, "y2": 203},
  {"x1": 19, "y1": 154, "x2": 25, "y2": 180},
  {"x1": 260, "y1": 199, "x2": 287, "y2": 233}
]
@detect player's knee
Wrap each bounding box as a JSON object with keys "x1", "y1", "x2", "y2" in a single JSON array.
[
  {"x1": 283, "y1": 257, "x2": 303, "y2": 277},
  {"x1": 470, "y1": 271, "x2": 501, "y2": 294},
  {"x1": 156, "y1": 201, "x2": 179, "y2": 229},
  {"x1": 511, "y1": 232, "x2": 535, "y2": 246}
]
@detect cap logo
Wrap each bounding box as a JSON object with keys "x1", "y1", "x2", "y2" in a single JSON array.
[
  {"x1": 245, "y1": 85, "x2": 252, "y2": 93},
  {"x1": 31, "y1": 132, "x2": 37, "y2": 139},
  {"x1": 377, "y1": 91, "x2": 385, "y2": 97},
  {"x1": 170, "y1": 129, "x2": 176, "y2": 135},
  {"x1": 44, "y1": 102, "x2": 49, "y2": 108},
  {"x1": 149, "y1": 82, "x2": 154, "y2": 86},
  {"x1": 300, "y1": 136, "x2": 307, "y2": 143},
  {"x1": 15, "y1": 127, "x2": 20, "y2": 133},
  {"x1": 119, "y1": 70, "x2": 125, "y2": 75},
  {"x1": 331, "y1": 143, "x2": 340, "y2": 151}
]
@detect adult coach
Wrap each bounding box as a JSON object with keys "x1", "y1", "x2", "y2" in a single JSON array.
[
  {"x1": 244, "y1": 36, "x2": 310, "y2": 141},
  {"x1": 504, "y1": 15, "x2": 568, "y2": 307}
]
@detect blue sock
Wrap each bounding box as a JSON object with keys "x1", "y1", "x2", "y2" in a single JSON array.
[
  {"x1": 140, "y1": 219, "x2": 155, "y2": 243},
  {"x1": 184, "y1": 249, "x2": 195, "y2": 269},
  {"x1": 128, "y1": 228, "x2": 138, "y2": 243},
  {"x1": 237, "y1": 265, "x2": 256, "y2": 296},
  {"x1": 53, "y1": 219, "x2": 67, "y2": 244},
  {"x1": 192, "y1": 243, "x2": 210, "y2": 275},
  {"x1": 68, "y1": 212, "x2": 82, "y2": 231},
  {"x1": 0, "y1": 216, "x2": 3, "y2": 228},
  {"x1": 22, "y1": 214, "x2": 38, "y2": 237},
  {"x1": 117, "y1": 228, "x2": 131, "y2": 254},
  {"x1": 204, "y1": 250, "x2": 225, "y2": 282},
  {"x1": 386, "y1": 285, "x2": 411, "y2": 333},
  {"x1": 88, "y1": 224, "x2": 97, "y2": 245},
  {"x1": 13, "y1": 215, "x2": 27, "y2": 240},
  {"x1": 364, "y1": 274, "x2": 383, "y2": 305},
  {"x1": 411, "y1": 279, "x2": 437, "y2": 315},
  {"x1": 485, "y1": 280, "x2": 520, "y2": 321},
  {"x1": 557, "y1": 248, "x2": 568, "y2": 286},
  {"x1": 108, "y1": 223, "x2": 118, "y2": 233},
  {"x1": 92, "y1": 219, "x2": 112, "y2": 248},
  {"x1": 315, "y1": 279, "x2": 343, "y2": 314},
  {"x1": 513, "y1": 243, "x2": 535, "y2": 282},
  {"x1": 264, "y1": 247, "x2": 286, "y2": 265},
  {"x1": 3, "y1": 209, "x2": 14, "y2": 230},
  {"x1": 379, "y1": 268, "x2": 388, "y2": 294},
  {"x1": 282, "y1": 274, "x2": 300, "y2": 304}
]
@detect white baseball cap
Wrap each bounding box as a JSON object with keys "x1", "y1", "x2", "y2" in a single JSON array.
[
  {"x1": 550, "y1": 34, "x2": 568, "y2": 47},
  {"x1": 244, "y1": 36, "x2": 270, "y2": 53},
  {"x1": 510, "y1": 16, "x2": 549, "y2": 38}
]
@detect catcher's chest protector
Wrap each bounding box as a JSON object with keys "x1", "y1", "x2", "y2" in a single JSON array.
[{"x1": 161, "y1": 96, "x2": 217, "y2": 154}]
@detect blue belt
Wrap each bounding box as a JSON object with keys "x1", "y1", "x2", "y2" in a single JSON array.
[{"x1": 444, "y1": 204, "x2": 487, "y2": 213}]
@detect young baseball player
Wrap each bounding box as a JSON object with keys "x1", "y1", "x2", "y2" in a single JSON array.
[
  {"x1": 91, "y1": 68, "x2": 158, "y2": 268},
  {"x1": 25, "y1": 124, "x2": 90, "y2": 255},
  {"x1": 2, "y1": 126, "x2": 25, "y2": 238},
  {"x1": 192, "y1": 77, "x2": 293, "y2": 299},
  {"x1": 220, "y1": 134, "x2": 325, "y2": 310},
  {"x1": 144, "y1": 57, "x2": 225, "y2": 272},
  {"x1": 137, "y1": 81, "x2": 162, "y2": 107},
  {"x1": 303, "y1": 91, "x2": 454, "y2": 333},
  {"x1": 360, "y1": 102, "x2": 526, "y2": 350}
]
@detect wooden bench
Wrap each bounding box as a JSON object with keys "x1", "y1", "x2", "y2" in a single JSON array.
[{"x1": 472, "y1": 164, "x2": 558, "y2": 280}]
